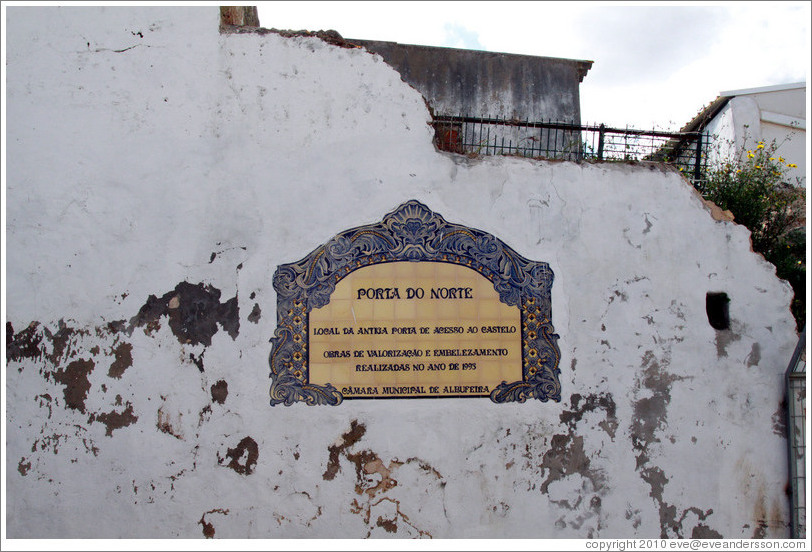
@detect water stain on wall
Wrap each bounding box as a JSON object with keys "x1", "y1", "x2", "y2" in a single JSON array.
[
  {"x1": 560, "y1": 392, "x2": 618, "y2": 439},
  {"x1": 630, "y1": 349, "x2": 723, "y2": 538}
]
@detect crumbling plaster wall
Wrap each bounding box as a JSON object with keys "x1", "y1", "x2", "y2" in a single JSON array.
[{"x1": 4, "y1": 7, "x2": 798, "y2": 539}]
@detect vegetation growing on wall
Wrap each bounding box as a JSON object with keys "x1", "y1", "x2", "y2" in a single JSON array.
[{"x1": 699, "y1": 139, "x2": 806, "y2": 330}]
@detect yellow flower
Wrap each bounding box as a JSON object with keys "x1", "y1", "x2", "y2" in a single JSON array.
[
  {"x1": 779, "y1": 157, "x2": 785, "y2": 163},
  {"x1": 757, "y1": 144, "x2": 764, "y2": 149},
  {"x1": 748, "y1": 153, "x2": 755, "y2": 158},
  {"x1": 788, "y1": 163, "x2": 797, "y2": 168},
  {"x1": 755, "y1": 165, "x2": 762, "y2": 169},
  {"x1": 769, "y1": 157, "x2": 775, "y2": 160}
]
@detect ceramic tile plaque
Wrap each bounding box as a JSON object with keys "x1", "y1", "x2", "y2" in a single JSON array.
[{"x1": 269, "y1": 200, "x2": 561, "y2": 406}]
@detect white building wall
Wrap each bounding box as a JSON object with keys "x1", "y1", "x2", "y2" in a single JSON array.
[
  {"x1": 4, "y1": 7, "x2": 799, "y2": 540},
  {"x1": 709, "y1": 85, "x2": 806, "y2": 186},
  {"x1": 704, "y1": 102, "x2": 737, "y2": 166}
]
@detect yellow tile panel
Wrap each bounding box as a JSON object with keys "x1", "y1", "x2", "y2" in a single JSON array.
[{"x1": 310, "y1": 261, "x2": 522, "y2": 398}]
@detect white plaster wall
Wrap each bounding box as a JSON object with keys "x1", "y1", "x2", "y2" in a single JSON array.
[{"x1": 4, "y1": 7, "x2": 799, "y2": 540}]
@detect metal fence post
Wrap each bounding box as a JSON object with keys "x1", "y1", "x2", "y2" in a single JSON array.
[
  {"x1": 597, "y1": 124, "x2": 605, "y2": 160},
  {"x1": 693, "y1": 132, "x2": 704, "y2": 183},
  {"x1": 786, "y1": 327, "x2": 807, "y2": 539}
]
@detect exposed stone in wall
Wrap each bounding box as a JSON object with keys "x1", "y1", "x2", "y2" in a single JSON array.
[{"x1": 219, "y1": 6, "x2": 259, "y2": 28}]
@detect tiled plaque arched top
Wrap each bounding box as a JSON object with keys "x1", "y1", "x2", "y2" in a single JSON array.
[{"x1": 269, "y1": 200, "x2": 561, "y2": 406}]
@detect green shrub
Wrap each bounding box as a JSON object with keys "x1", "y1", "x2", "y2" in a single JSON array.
[{"x1": 700, "y1": 139, "x2": 806, "y2": 330}]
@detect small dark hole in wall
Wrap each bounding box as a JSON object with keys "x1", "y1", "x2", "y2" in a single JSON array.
[{"x1": 706, "y1": 292, "x2": 730, "y2": 330}]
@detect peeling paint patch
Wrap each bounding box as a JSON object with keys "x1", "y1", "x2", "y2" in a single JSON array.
[
  {"x1": 18, "y1": 458, "x2": 32, "y2": 476},
  {"x1": 376, "y1": 515, "x2": 398, "y2": 533},
  {"x1": 6, "y1": 321, "x2": 43, "y2": 363},
  {"x1": 52, "y1": 358, "x2": 95, "y2": 413},
  {"x1": 324, "y1": 420, "x2": 441, "y2": 537},
  {"x1": 130, "y1": 281, "x2": 239, "y2": 346},
  {"x1": 200, "y1": 517, "x2": 214, "y2": 538},
  {"x1": 47, "y1": 320, "x2": 88, "y2": 365},
  {"x1": 107, "y1": 342, "x2": 133, "y2": 378},
  {"x1": 693, "y1": 524, "x2": 723, "y2": 538},
  {"x1": 356, "y1": 455, "x2": 399, "y2": 497},
  {"x1": 248, "y1": 303, "x2": 262, "y2": 323},
  {"x1": 324, "y1": 419, "x2": 366, "y2": 481},
  {"x1": 90, "y1": 403, "x2": 138, "y2": 436},
  {"x1": 222, "y1": 436, "x2": 259, "y2": 475},
  {"x1": 361, "y1": 497, "x2": 433, "y2": 538},
  {"x1": 211, "y1": 380, "x2": 228, "y2": 404},
  {"x1": 189, "y1": 351, "x2": 205, "y2": 372},
  {"x1": 157, "y1": 406, "x2": 183, "y2": 440},
  {"x1": 771, "y1": 405, "x2": 787, "y2": 438},
  {"x1": 745, "y1": 343, "x2": 761, "y2": 367},
  {"x1": 199, "y1": 508, "x2": 229, "y2": 539}
]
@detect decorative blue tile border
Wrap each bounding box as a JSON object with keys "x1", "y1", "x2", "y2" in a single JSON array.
[{"x1": 269, "y1": 200, "x2": 561, "y2": 406}]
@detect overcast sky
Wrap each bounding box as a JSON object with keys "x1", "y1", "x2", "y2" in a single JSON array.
[{"x1": 256, "y1": 1, "x2": 810, "y2": 131}]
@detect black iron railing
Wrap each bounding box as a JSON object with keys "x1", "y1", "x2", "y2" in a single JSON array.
[{"x1": 432, "y1": 115, "x2": 711, "y2": 185}]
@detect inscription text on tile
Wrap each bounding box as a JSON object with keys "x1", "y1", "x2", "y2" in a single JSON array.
[{"x1": 309, "y1": 261, "x2": 521, "y2": 398}]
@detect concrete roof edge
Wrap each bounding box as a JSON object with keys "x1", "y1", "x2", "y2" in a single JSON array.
[
  {"x1": 720, "y1": 82, "x2": 806, "y2": 97},
  {"x1": 347, "y1": 38, "x2": 594, "y2": 79}
]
